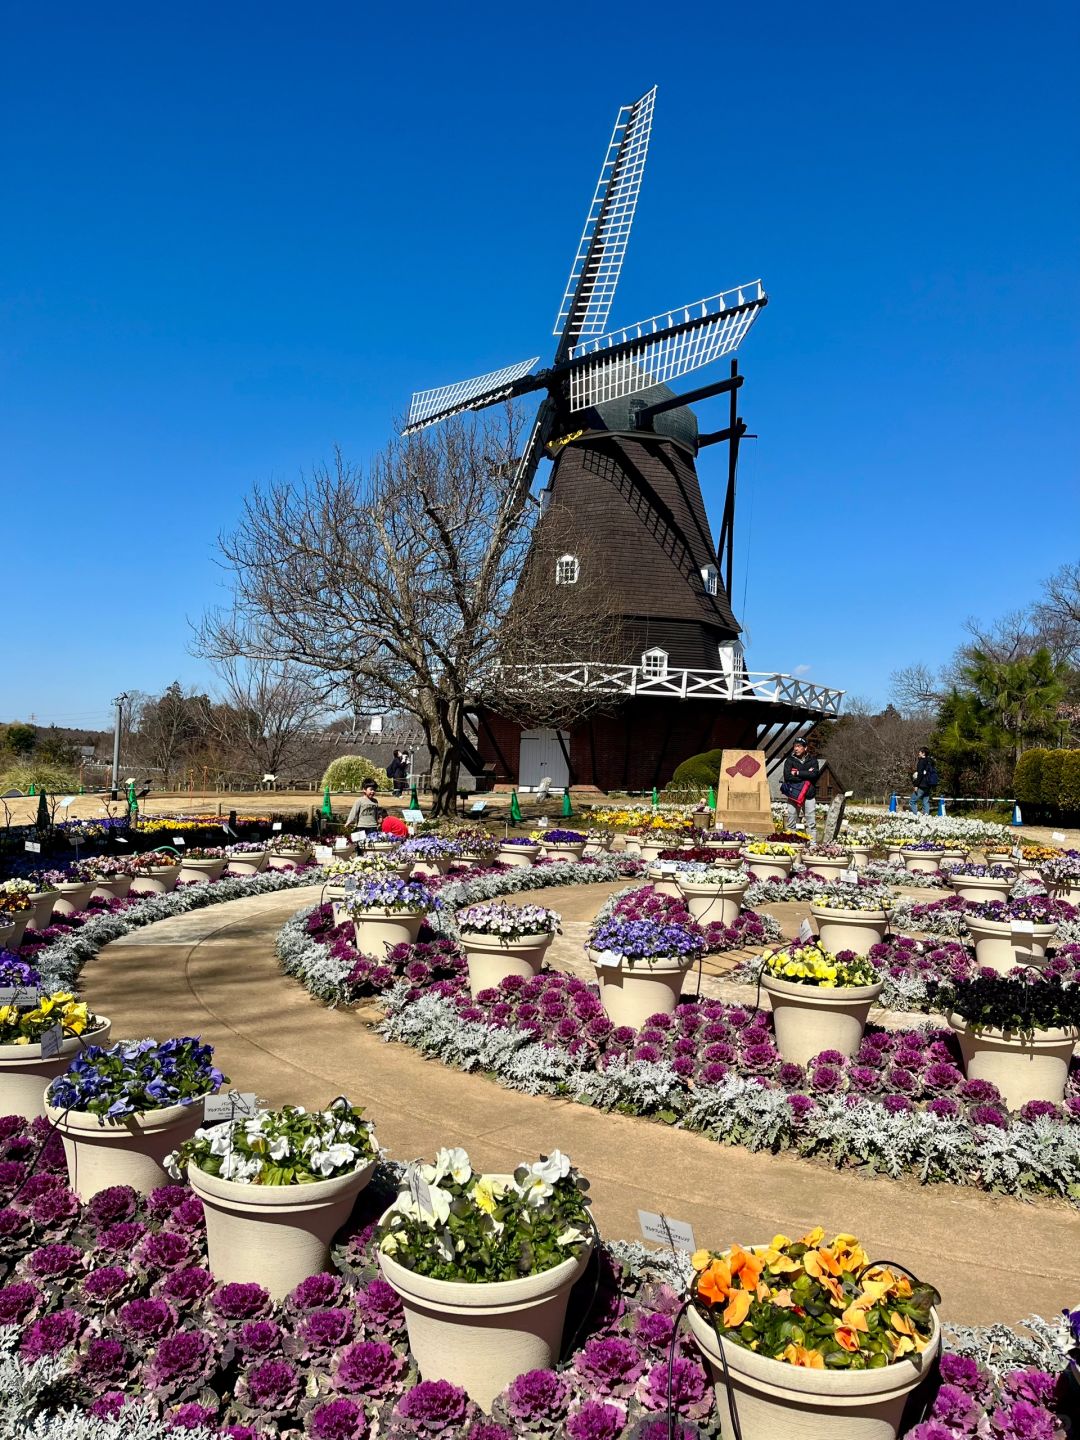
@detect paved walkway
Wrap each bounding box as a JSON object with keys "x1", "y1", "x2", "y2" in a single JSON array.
[{"x1": 81, "y1": 883, "x2": 1080, "y2": 1326}]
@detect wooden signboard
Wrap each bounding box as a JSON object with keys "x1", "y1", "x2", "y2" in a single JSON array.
[{"x1": 714, "y1": 750, "x2": 772, "y2": 834}]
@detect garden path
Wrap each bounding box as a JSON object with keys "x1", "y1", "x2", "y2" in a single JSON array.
[{"x1": 81, "y1": 881, "x2": 1080, "y2": 1326}]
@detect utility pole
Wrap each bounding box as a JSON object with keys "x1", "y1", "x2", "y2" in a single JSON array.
[{"x1": 110, "y1": 692, "x2": 130, "y2": 800}]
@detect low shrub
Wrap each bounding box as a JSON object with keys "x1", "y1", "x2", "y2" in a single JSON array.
[{"x1": 321, "y1": 754, "x2": 391, "y2": 792}]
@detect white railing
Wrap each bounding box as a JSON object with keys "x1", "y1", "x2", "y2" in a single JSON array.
[{"x1": 485, "y1": 663, "x2": 844, "y2": 715}]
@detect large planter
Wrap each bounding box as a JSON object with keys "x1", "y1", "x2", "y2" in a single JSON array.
[
  {"x1": 177, "y1": 856, "x2": 228, "y2": 885},
  {"x1": 1043, "y1": 874, "x2": 1080, "y2": 904},
  {"x1": 902, "y1": 852, "x2": 942, "y2": 875},
  {"x1": 352, "y1": 907, "x2": 425, "y2": 956},
  {"x1": 801, "y1": 854, "x2": 851, "y2": 880},
  {"x1": 963, "y1": 916, "x2": 1056, "y2": 975},
  {"x1": 983, "y1": 851, "x2": 1017, "y2": 870},
  {"x1": 25, "y1": 889, "x2": 58, "y2": 930},
  {"x1": 847, "y1": 845, "x2": 872, "y2": 870},
  {"x1": 460, "y1": 931, "x2": 554, "y2": 998},
  {"x1": 946, "y1": 872, "x2": 1014, "y2": 903},
  {"x1": 90, "y1": 874, "x2": 133, "y2": 903},
  {"x1": 129, "y1": 865, "x2": 181, "y2": 897},
  {"x1": 51, "y1": 881, "x2": 95, "y2": 917},
  {"x1": 539, "y1": 842, "x2": 586, "y2": 863},
  {"x1": 46, "y1": 1097, "x2": 205, "y2": 1197},
  {"x1": 645, "y1": 865, "x2": 685, "y2": 899},
  {"x1": 226, "y1": 850, "x2": 270, "y2": 876},
  {"x1": 588, "y1": 948, "x2": 692, "y2": 1027},
  {"x1": 810, "y1": 905, "x2": 890, "y2": 957},
  {"x1": 949, "y1": 1015, "x2": 1079, "y2": 1108},
  {"x1": 688, "y1": 1299, "x2": 939, "y2": 1440},
  {"x1": 939, "y1": 849, "x2": 966, "y2": 867},
  {"x1": 379, "y1": 1228, "x2": 591, "y2": 1411},
  {"x1": 268, "y1": 847, "x2": 311, "y2": 871},
  {"x1": 189, "y1": 1158, "x2": 376, "y2": 1300},
  {"x1": 0, "y1": 908, "x2": 32, "y2": 948},
  {"x1": 410, "y1": 857, "x2": 453, "y2": 878},
  {"x1": 763, "y1": 974, "x2": 883, "y2": 1065},
  {"x1": 0, "y1": 1020, "x2": 112, "y2": 1121},
  {"x1": 583, "y1": 837, "x2": 611, "y2": 856},
  {"x1": 637, "y1": 838, "x2": 673, "y2": 862},
  {"x1": 742, "y1": 852, "x2": 794, "y2": 882},
  {"x1": 498, "y1": 843, "x2": 539, "y2": 869},
  {"x1": 677, "y1": 876, "x2": 748, "y2": 926}
]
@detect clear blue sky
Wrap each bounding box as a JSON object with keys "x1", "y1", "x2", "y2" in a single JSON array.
[{"x1": 3, "y1": 1, "x2": 1077, "y2": 728}]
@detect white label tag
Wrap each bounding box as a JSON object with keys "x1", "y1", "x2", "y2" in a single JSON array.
[
  {"x1": 469, "y1": 801, "x2": 487, "y2": 813},
  {"x1": 593, "y1": 949, "x2": 623, "y2": 969},
  {"x1": 59, "y1": 796, "x2": 76, "y2": 809},
  {"x1": 0, "y1": 986, "x2": 38, "y2": 1007},
  {"x1": 1010, "y1": 920, "x2": 1035, "y2": 937},
  {"x1": 657, "y1": 861, "x2": 678, "y2": 874},
  {"x1": 350, "y1": 830, "x2": 363, "y2": 842},
  {"x1": 272, "y1": 821, "x2": 283, "y2": 832},
  {"x1": 203, "y1": 1092, "x2": 258, "y2": 1124},
  {"x1": 798, "y1": 919, "x2": 815, "y2": 942},
  {"x1": 1052, "y1": 832, "x2": 1066, "y2": 843},
  {"x1": 843, "y1": 869, "x2": 859, "y2": 884},
  {"x1": 343, "y1": 876, "x2": 358, "y2": 893},
  {"x1": 172, "y1": 837, "x2": 185, "y2": 847},
  {"x1": 335, "y1": 838, "x2": 348, "y2": 849},
  {"x1": 638, "y1": 1209, "x2": 697, "y2": 1253},
  {"x1": 1011, "y1": 846, "x2": 1023, "y2": 860},
  {"x1": 24, "y1": 841, "x2": 41, "y2": 853},
  {"x1": 117, "y1": 836, "x2": 129, "y2": 845},
  {"x1": 39, "y1": 1024, "x2": 64, "y2": 1059},
  {"x1": 407, "y1": 1164, "x2": 435, "y2": 1216},
  {"x1": 402, "y1": 809, "x2": 424, "y2": 823}
]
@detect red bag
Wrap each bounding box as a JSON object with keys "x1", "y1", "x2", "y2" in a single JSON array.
[{"x1": 793, "y1": 781, "x2": 811, "y2": 807}]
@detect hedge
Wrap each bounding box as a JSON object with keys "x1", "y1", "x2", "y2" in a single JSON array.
[
  {"x1": 321, "y1": 754, "x2": 391, "y2": 792},
  {"x1": 1012, "y1": 747, "x2": 1080, "y2": 816}
]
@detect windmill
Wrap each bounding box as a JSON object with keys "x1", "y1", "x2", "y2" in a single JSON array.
[{"x1": 401, "y1": 87, "x2": 840, "y2": 793}]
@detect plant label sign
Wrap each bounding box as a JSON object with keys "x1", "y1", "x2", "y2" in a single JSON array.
[
  {"x1": 203, "y1": 1092, "x2": 259, "y2": 1125},
  {"x1": 1052, "y1": 832, "x2": 1067, "y2": 843},
  {"x1": 24, "y1": 841, "x2": 41, "y2": 853},
  {"x1": 59, "y1": 796, "x2": 76, "y2": 809},
  {"x1": 334, "y1": 838, "x2": 349, "y2": 849},
  {"x1": 1012, "y1": 846, "x2": 1023, "y2": 860},
  {"x1": 402, "y1": 809, "x2": 425, "y2": 824},
  {"x1": 343, "y1": 877, "x2": 358, "y2": 893},
  {"x1": 469, "y1": 801, "x2": 487, "y2": 814},
  {"x1": 798, "y1": 919, "x2": 815, "y2": 943},
  {"x1": 172, "y1": 836, "x2": 186, "y2": 847},
  {"x1": 593, "y1": 949, "x2": 622, "y2": 969},
  {"x1": 0, "y1": 987, "x2": 39, "y2": 1007},
  {"x1": 1010, "y1": 920, "x2": 1035, "y2": 937},
  {"x1": 406, "y1": 1164, "x2": 435, "y2": 1217},
  {"x1": 272, "y1": 822, "x2": 283, "y2": 832},
  {"x1": 637, "y1": 1210, "x2": 697, "y2": 1254},
  {"x1": 843, "y1": 869, "x2": 860, "y2": 884},
  {"x1": 39, "y1": 1024, "x2": 64, "y2": 1059}
]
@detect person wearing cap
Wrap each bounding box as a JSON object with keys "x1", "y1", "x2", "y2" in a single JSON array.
[
  {"x1": 345, "y1": 778, "x2": 381, "y2": 835},
  {"x1": 780, "y1": 738, "x2": 820, "y2": 838}
]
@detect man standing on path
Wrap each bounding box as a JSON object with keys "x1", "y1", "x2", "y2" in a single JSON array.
[
  {"x1": 386, "y1": 750, "x2": 407, "y2": 797},
  {"x1": 781, "y1": 737, "x2": 820, "y2": 837},
  {"x1": 909, "y1": 748, "x2": 938, "y2": 815}
]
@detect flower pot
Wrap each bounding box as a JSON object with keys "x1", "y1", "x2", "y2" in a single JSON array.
[
  {"x1": 498, "y1": 843, "x2": 539, "y2": 869},
  {"x1": 810, "y1": 905, "x2": 890, "y2": 957},
  {"x1": 948, "y1": 1015, "x2": 1079, "y2": 1108},
  {"x1": 189, "y1": 1157, "x2": 376, "y2": 1300},
  {"x1": 742, "y1": 852, "x2": 794, "y2": 882},
  {"x1": 1019, "y1": 865, "x2": 1044, "y2": 885},
  {"x1": 687, "y1": 1300, "x2": 939, "y2": 1440},
  {"x1": 848, "y1": 845, "x2": 871, "y2": 870},
  {"x1": 645, "y1": 866, "x2": 685, "y2": 899},
  {"x1": 902, "y1": 852, "x2": 942, "y2": 875},
  {"x1": 352, "y1": 907, "x2": 425, "y2": 956},
  {"x1": 177, "y1": 857, "x2": 228, "y2": 885},
  {"x1": 983, "y1": 851, "x2": 1016, "y2": 869},
  {"x1": 268, "y1": 848, "x2": 311, "y2": 871},
  {"x1": 583, "y1": 838, "x2": 611, "y2": 856},
  {"x1": 0, "y1": 908, "x2": 32, "y2": 948},
  {"x1": 939, "y1": 849, "x2": 966, "y2": 866},
  {"x1": 886, "y1": 846, "x2": 906, "y2": 866},
  {"x1": 539, "y1": 842, "x2": 586, "y2": 863},
  {"x1": 963, "y1": 916, "x2": 1056, "y2": 975},
  {"x1": 0, "y1": 1020, "x2": 112, "y2": 1121},
  {"x1": 51, "y1": 881, "x2": 95, "y2": 917},
  {"x1": 801, "y1": 854, "x2": 851, "y2": 880},
  {"x1": 946, "y1": 872, "x2": 1014, "y2": 903},
  {"x1": 46, "y1": 1096, "x2": 205, "y2": 1198},
  {"x1": 588, "y1": 948, "x2": 692, "y2": 1028},
  {"x1": 379, "y1": 1232, "x2": 591, "y2": 1411},
  {"x1": 226, "y1": 851, "x2": 270, "y2": 876},
  {"x1": 763, "y1": 974, "x2": 883, "y2": 1065},
  {"x1": 1043, "y1": 874, "x2": 1080, "y2": 904},
  {"x1": 90, "y1": 874, "x2": 133, "y2": 903},
  {"x1": 410, "y1": 857, "x2": 453, "y2": 878},
  {"x1": 460, "y1": 931, "x2": 554, "y2": 998},
  {"x1": 677, "y1": 876, "x2": 749, "y2": 926},
  {"x1": 129, "y1": 865, "x2": 181, "y2": 897},
  {"x1": 25, "y1": 889, "x2": 58, "y2": 930},
  {"x1": 637, "y1": 839, "x2": 672, "y2": 862}
]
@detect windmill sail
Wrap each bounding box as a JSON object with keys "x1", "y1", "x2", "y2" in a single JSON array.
[
  {"x1": 566, "y1": 284, "x2": 766, "y2": 412},
  {"x1": 553, "y1": 86, "x2": 656, "y2": 348},
  {"x1": 404, "y1": 357, "x2": 542, "y2": 434}
]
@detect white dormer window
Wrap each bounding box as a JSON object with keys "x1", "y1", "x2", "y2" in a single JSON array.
[
  {"x1": 641, "y1": 647, "x2": 669, "y2": 679},
  {"x1": 555, "y1": 554, "x2": 579, "y2": 585},
  {"x1": 701, "y1": 565, "x2": 718, "y2": 596}
]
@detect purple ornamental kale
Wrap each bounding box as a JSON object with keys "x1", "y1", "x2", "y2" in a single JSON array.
[
  {"x1": 236, "y1": 1358, "x2": 302, "y2": 1413},
  {"x1": 393, "y1": 1379, "x2": 471, "y2": 1430},
  {"x1": 158, "y1": 1267, "x2": 216, "y2": 1308},
  {"x1": 331, "y1": 1340, "x2": 405, "y2": 1396},
  {"x1": 211, "y1": 1281, "x2": 273, "y2": 1321},
  {"x1": 573, "y1": 1335, "x2": 645, "y2": 1396},
  {"x1": 0, "y1": 1282, "x2": 43, "y2": 1326},
  {"x1": 306, "y1": 1398, "x2": 365, "y2": 1439},
  {"x1": 565, "y1": 1400, "x2": 627, "y2": 1440},
  {"x1": 236, "y1": 1319, "x2": 285, "y2": 1359},
  {"x1": 77, "y1": 1337, "x2": 133, "y2": 1390},
  {"x1": 86, "y1": 1185, "x2": 139, "y2": 1228},
  {"x1": 20, "y1": 1308, "x2": 84, "y2": 1359},
  {"x1": 143, "y1": 1328, "x2": 217, "y2": 1395},
  {"x1": 501, "y1": 1368, "x2": 572, "y2": 1423}
]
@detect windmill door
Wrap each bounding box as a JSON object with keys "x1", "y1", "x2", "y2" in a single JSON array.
[{"x1": 518, "y1": 729, "x2": 570, "y2": 789}]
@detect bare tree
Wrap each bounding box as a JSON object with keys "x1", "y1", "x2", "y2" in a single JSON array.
[
  {"x1": 1034, "y1": 560, "x2": 1080, "y2": 665},
  {"x1": 198, "y1": 411, "x2": 623, "y2": 814},
  {"x1": 888, "y1": 663, "x2": 944, "y2": 717},
  {"x1": 203, "y1": 655, "x2": 330, "y2": 781},
  {"x1": 128, "y1": 683, "x2": 208, "y2": 787},
  {"x1": 822, "y1": 698, "x2": 934, "y2": 799}
]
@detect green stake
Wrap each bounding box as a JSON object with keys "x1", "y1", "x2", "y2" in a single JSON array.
[
  {"x1": 510, "y1": 790, "x2": 523, "y2": 823},
  {"x1": 561, "y1": 790, "x2": 573, "y2": 818},
  {"x1": 321, "y1": 784, "x2": 333, "y2": 817}
]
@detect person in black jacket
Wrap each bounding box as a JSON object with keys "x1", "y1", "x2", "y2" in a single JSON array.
[
  {"x1": 780, "y1": 738, "x2": 820, "y2": 837},
  {"x1": 386, "y1": 750, "x2": 407, "y2": 797},
  {"x1": 909, "y1": 748, "x2": 938, "y2": 815}
]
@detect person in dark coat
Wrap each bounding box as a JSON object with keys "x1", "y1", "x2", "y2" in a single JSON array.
[
  {"x1": 386, "y1": 750, "x2": 407, "y2": 797},
  {"x1": 780, "y1": 738, "x2": 820, "y2": 837},
  {"x1": 909, "y1": 748, "x2": 938, "y2": 815}
]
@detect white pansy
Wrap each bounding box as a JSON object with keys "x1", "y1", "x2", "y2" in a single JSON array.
[
  {"x1": 208, "y1": 1128, "x2": 234, "y2": 1157},
  {"x1": 309, "y1": 1142, "x2": 358, "y2": 1177},
  {"x1": 531, "y1": 1150, "x2": 571, "y2": 1185},
  {"x1": 557, "y1": 1226, "x2": 586, "y2": 1247},
  {"x1": 432, "y1": 1146, "x2": 472, "y2": 1185},
  {"x1": 243, "y1": 1113, "x2": 270, "y2": 1138},
  {"x1": 518, "y1": 1172, "x2": 554, "y2": 1208},
  {"x1": 267, "y1": 1135, "x2": 291, "y2": 1161}
]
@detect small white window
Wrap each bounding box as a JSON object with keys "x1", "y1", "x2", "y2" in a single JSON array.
[
  {"x1": 701, "y1": 565, "x2": 718, "y2": 596},
  {"x1": 641, "y1": 647, "x2": 669, "y2": 679},
  {"x1": 555, "y1": 554, "x2": 579, "y2": 585}
]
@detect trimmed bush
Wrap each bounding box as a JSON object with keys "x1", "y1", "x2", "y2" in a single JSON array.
[
  {"x1": 1038, "y1": 750, "x2": 1065, "y2": 809},
  {"x1": 321, "y1": 754, "x2": 391, "y2": 792},
  {"x1": 1013, "y1": 746, "x2": 1080, "y2": 819},
  {"x1": 1061, "y1": 751, "x2": 1080, "y2": 812},
  {"x1": 670, "y1": 747, "x2": 725, "y2": 789},
  {"x1": 1013, "y1": 748, "x2": 1047, "y2": 806}
]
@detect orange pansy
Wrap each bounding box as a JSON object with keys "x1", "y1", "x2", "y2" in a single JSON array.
[
  {"x1": 834, "y1": 1325, "x2": 862, "y2": 1353},
  {"x1": 730, "y1": 1243, "x2": 765, "y2": 1292},
  {"x1": 696, "y1": 1260, "x2": 733, "y2": 1308},
  {"x1": 782, "y1": 1343, "x2": 825, "y2": 1369},
  {"x1": 723, "y1": 1289, "x2": 752, "y2": 1328}
]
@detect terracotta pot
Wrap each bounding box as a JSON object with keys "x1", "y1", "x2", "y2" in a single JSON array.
[
  {"x1": 352, "y1": 907, "x2": 425, "y2": 956},
  {"x1": 742, "y1": 852, "x2": 794, "y2": 882},
  {"x1": 190, "y1": 1157, "x2": 376, "y2": 1300},
  {"x1": 268, "y1": 848, "x2": 312, "y2": 871},
  {"x1": 46, "y1": 1096, "x2": 205, "y2": 1197},
  {"x1": 379, "y1": 1231, "x2": 591, "y2": 1411},
  {"x1": 129, "y1": 865, "x2": 181, "y2": 896},
  {"x1": 410, "y1": 857, "x2": 453, "y2": 878},
  {"x1": 0, "y1": 908, "x2": 32, "y2": 948},
  {"x1": 460, "y1": 931, "x2": 554, "y2": 997},
  {"x1": 25, "y1": 889, "x2": 58, "y2": 930},
  {"x1": 498, "y1": 844, "x2": 539, "y2": 869},
  {"x1": 946, "y1": 873, "x2": 1014, "y2": 903},
  {"x1": 90, "y1": 874, "x2": 133, "y2": 902},
  {"x1": 763, "y1": 974, "x2": 883, "y2": 1065},
  {"x1": 949, "y1": 1015, "x2": 1079, "y2": 1108},
  {"x1": 902, "y1": 852, "x2": 942, "y2": 875},
  {"x1": 539, "y1": 842, "x2": 586, "y2": 863},
  {"x1": 0, "y1": 1020, "x2": 112, "y2": 1121},
  {"x1": 177, "y1": 857, "x2": 228, "y2": 885},
  {"x1": 51, "y1": 881, "x2": 95, "y2": 917},
  {"x1": 810, "y1": 906, "x2": 890, "y2": 957},
  {"x1": 226, "y1": 851, "x2": 270, "y2": 876},
  {"x1": 802, "y1": 854, "x2": 851, "y2": 880},
  {"x1": 677, "y1": 876, "x2": 749, "y2": 926},
  {"x1": 963, "y1": 916, "x2": 1056, "y2": 975},
  {"x1": 588, "y1": 948, "x2": 692, "y2": 1027},
  {"x1": 688, "y1": 1300, "x2": 940, "y2": 1440}
]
